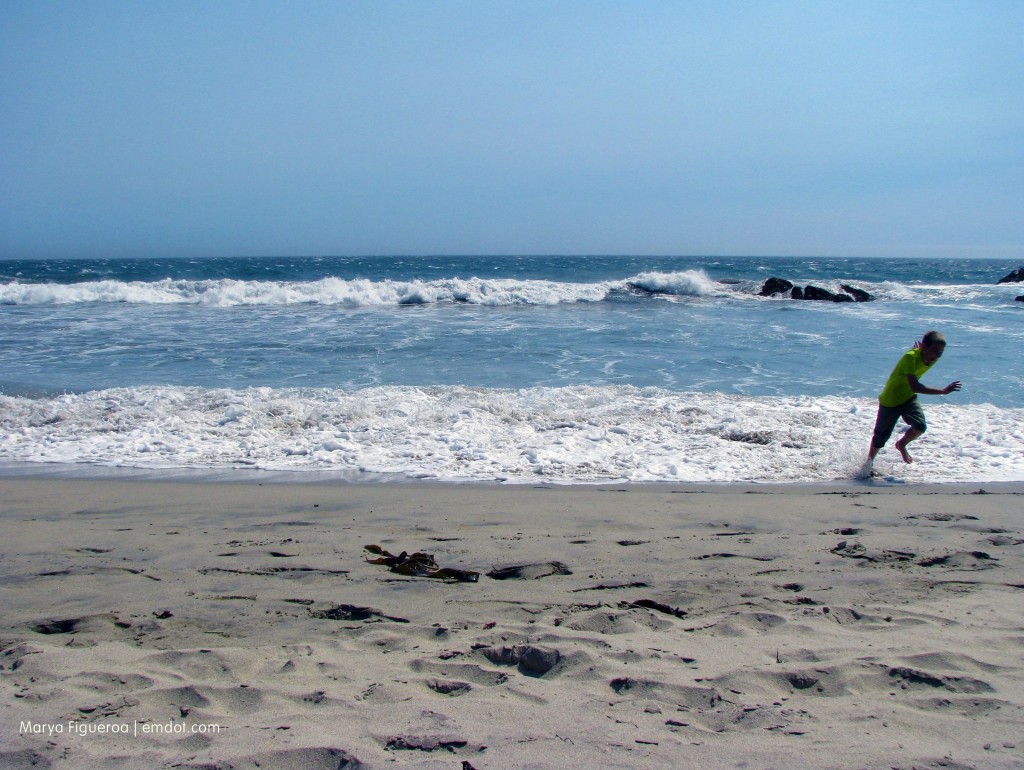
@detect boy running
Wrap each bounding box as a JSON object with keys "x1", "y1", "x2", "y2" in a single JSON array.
[{"x1": 868, "y1": 331, "x2": 961, "y2": 465}]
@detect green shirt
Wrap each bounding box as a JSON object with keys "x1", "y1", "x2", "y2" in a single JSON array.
[{"x1": 879, "y1": 348, "x2": 933, "y2": 407}]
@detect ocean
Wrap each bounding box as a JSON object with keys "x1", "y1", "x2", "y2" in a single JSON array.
[{"x1": 1, "y1": 255, "x2": 1022, "y2": 483}]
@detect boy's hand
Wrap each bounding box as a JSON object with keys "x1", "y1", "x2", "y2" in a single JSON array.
[{"x1": 943, "y1": 381, "x2": 961, "y2": 395}]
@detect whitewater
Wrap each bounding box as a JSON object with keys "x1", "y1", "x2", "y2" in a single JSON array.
[{"x1": 1, "y1": 255, "x2": 1021, "y2": 483}]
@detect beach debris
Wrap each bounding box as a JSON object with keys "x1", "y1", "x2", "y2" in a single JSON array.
[
  {"x1": 308, "y1": 603, "x2": 409, "y2": 623},
  {"x1": 364, "y1": 545, "x2": 479, "y2": 582},
  {"x1": 383, "y1": 734, "x2": 473, "y2": 752},
  {"x1": 486, "y1": 561, "x2": 572, "y2": 580}
]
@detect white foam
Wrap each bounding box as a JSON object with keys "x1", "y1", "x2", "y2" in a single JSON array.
[
  {"x1": 4, "y1": 271, "x2": 1018, "y2": 308},
  {"x1": 625, "y1": 270, "x2": 727, "y2": 297},
  {"x1": 0, "y1": 276, "x2": 617, "y2": 307},
  {"x1": 0, "y1": 270, "x2": 736, "y2": 307},
  {"x1": 1, "y1": 386, "x2": 1020, "y2": 483}
]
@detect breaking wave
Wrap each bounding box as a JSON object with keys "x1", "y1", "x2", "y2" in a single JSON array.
[
  {"x1": 2, "y1": 385, "x2": 1021, "y2": 483},
  {"x1": 4, "y1": 270, "x2": 1016, "y2": 308}
]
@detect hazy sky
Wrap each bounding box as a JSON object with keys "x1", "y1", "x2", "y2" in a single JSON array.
[{"x1": 2, "y1": 1, "x2": 1022, "y2": 259}]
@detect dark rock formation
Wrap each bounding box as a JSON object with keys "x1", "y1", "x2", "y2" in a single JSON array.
[
  {"x1": 801, "y1": 285, "x2": 853, "y2": 302},
  {"x1": 840, "y1": 284, "x2": 873, "y2": 302},
  {"x1": 759, "y1": 277, "x2": 793, "y2": 296},
  {"x1": 761, "y1": 277, "x2": 872, "y2": 302},
  {"x1": 1016, "y1": 295, "x2": 1024, "y2": 303},
  {"x1": 997, "y1": 267, "x2": 1024, "y2": 284}
]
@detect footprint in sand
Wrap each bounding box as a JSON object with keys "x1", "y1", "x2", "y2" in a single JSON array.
[
  {"x1": 410, "y1": 659, "x2": 509, "y2": 687},
  {"x1": 486, "y1": 562, "x2": 572, "y2": 580}
]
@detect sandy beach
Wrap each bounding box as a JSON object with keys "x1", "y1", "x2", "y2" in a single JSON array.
[{"x1": 1, "y1": 476, "x2": 1022, "y2": 769}]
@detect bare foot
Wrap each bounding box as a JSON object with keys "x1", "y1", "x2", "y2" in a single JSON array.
[{"x1": 895, "y1": 440, "x2": 913, "y2": 464}]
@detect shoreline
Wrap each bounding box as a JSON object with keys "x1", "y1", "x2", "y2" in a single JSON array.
[
  {"x1": 1, "y1": 460, "x2": 1022, "y2": 492},
  {"x1": 2, "y1": 475, "x2": 1022, "y2": 768}
]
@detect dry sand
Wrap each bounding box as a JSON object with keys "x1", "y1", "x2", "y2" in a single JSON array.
[{"x1": 1, "y1": 476, "x2": 1022, "y2": 769}]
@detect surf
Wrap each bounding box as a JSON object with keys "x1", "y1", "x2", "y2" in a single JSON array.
[{"x1": 3, "y1": 385, "x2": 1021, "y2": 483}]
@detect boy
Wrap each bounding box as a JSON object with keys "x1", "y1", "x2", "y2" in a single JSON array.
[{"x1": 868, "y1": 331, "x2": 961, "y2": 465}]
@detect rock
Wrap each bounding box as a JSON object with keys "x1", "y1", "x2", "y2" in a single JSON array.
[
  {"x1": 1016, "y1": 295, "x2": 1023, "y2": 303},
  {"x1": 840, "y1": 284, "x2": 873, "y2": 302},
  {"x1": 759, "y1": 277, "x2": 794, "y2": 296},
  {"x1": 800, "y1": 285, "x2": 853, "y2": 302},
  {"x1": 800, "y1": 285, "x2": 834, "y2": 301},
  {"x1": 997, "y1": 267, "x2": 1024, "y2": 284},
  {"x1": 762, "y1": 278, "x2": 871, "y2": 302}
]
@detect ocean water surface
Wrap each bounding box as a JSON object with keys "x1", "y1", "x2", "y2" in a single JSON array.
[{"x1": 1, "y1": 256, "x2": 1021, "y2": 483}]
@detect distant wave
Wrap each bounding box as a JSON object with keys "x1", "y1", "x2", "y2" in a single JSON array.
[
  {"x1": 1, "y1": 385, "x2": 1021, "y2": 482},
  {"x1": 2, "y1": 272, "x2": 1016, "y2": 307},
  {"x1": 0, "y1": 270, "x2": 750, "y2": 307}
]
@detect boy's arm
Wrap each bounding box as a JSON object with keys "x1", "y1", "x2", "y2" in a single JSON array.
[{"x1": 907, "y1": 375, "x2": 961, "y2": 396}]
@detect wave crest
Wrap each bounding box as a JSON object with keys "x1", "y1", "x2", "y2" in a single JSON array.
[
  {"x1": 0, "y1": 270, "x2": 735, "y2": 307},
  {"x1": 3, "y1": 271, "x2": 1012, "y2": 308},
  {"x1": 625, "y1": 270, "x2": 725, "y2": 297}
]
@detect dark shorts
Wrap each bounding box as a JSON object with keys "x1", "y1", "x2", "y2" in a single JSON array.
[{"x1": 871, "y1": 397, "x2": 927, "y2": 449}]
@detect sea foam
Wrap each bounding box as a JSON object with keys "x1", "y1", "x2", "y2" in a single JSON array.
[
  {"x1": 0, "y1": 270, "x2": 754, "y2": 306},
  {"x1": 2, "y1": 386, "x2": 1020, "y2": 483},
  {"x1": 5, "y1": 270, "x2": 1019, "y2": 308}
]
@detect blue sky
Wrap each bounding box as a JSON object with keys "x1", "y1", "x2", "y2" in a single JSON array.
[{"x1": 2, "y1": 1, "x2": 1022, "y2": 259}]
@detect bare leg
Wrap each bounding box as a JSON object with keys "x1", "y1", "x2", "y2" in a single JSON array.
[
  {"x1": 860, "y1": 442, "x2": 882, "y2": 478},
  {"x1": 895, "y1": 428, "x2": 923, "y2": 464}
]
